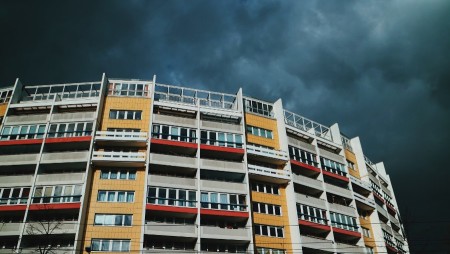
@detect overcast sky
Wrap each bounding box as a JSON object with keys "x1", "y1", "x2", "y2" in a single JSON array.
[{"x1": 1, "y1": 1, "x2": 449, "y2": 252}]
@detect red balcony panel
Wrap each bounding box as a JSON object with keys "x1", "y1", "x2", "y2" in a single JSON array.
[
  {"x1": 386, "y1": 244, "x2": 398, "y2": 254},
  {"x1": 322, "y1": 170, "x2": 350, "y2": 183},
  {"x1": 200, "y1": 209, "x2": 249, "y2": 218},
  {"x1": 45, "y1": 136, "x2": 92, "y2": 144},
  {"x1": 146, "y1": 204, "x2": 198, "y2": 214},
  {"x1": 0, "y1": 139, "x2": 43, "y2": 146},
  {"x1": 373, "y1": 192, "x2": 385, "y2": 203},
  {"x1": 386, "y1": 204, "x2": 396, "y2": 215},
  {"x1": 200, "y1": 144, "x2": 245, "y2": 155},
  {"x1": 290, "y1": 160, "x2": 321, "y2": 173},
  {"x1": 151, "y1": 138, "x2": 197, "y2": 149},
  {"x1": 332, "y1": 227, "x2": 362, "y2": 238},
  {"x1": 28, "y1": 203, "x2": 81, "y2": 211},
  {"x1": 299, "y1": 219, "x2": 331, "y2": 231},
  {"x1": 0, "y1": 204, "x2": 27, "y2": 211}
]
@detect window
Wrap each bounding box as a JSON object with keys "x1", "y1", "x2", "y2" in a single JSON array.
[
  {"x1": 253, "y1": 202, "x2": 282, "y2": 216},
  {"x1": 330, "y1": 212, "x2": 358, "y2": 231},
  {"x1": 200, "y1": 192, "x2": 247, "y2": 211},
  {"x1": 94, "y1": 214, "x2": 132, "y2": 226},
  {"x1": 32, "y1": 185, "x2": 82, "y2": 204},
  {"x1": 383, "y1": 230, "x2": 395, "y2": 247},
  {"x1": 246, "y1": 125, "x2": 273, "y2": 139},
  {"x1": 0, "y1": 89, "x2": 12, "y2": 103},
  {"x1": 254, "y1": 225, "x2": 284, "y2": 238},
  {"x1": 200, "y1": 130, "x2": 243, "y2": 148},
  {"x1": 97, "y1": 191, "x2": 134, "y2": 203},
  {"x1": 100, "y1": 170, "x2": 136, "y2": 180},
  {"x1": 0, "y1": 187, "x2": 30, "y2": 205},
  {"x1": 251, "y1": 182, "x2": 280, "y2": 195},
  {"x1": 147, "y1": 187, "x2": 196, "y2": 207},
  {"x1": 108, "y1": 82, "x2": 150, "y2": 97},
  {"x1": 297, "y1": 203, "x2": 328, "y2": 225},
  {"x1": 91, "y1": 239, "x2": 130, "y2": 252},
  {"x1": 152, "y1": 124, "x2": 196, "y2": 143},
  {"x1": 256, "y1": 248, "x2": 286, "y2": 254},
  {"x1": 347, "y1": 160, "x2": 356, "y2": 171},
  {"x1": 1, "y1": 124, "x2": 46, "y2": 140},
  {"x1": 362, "y1": 227, "x2": 371, "y2": 237},
  {"x1": 109, "y1": 110, "x2": 142, "y2": 120},
  {"x1": 289, "y1": 146, "x2": 318, "y2": 166},
  {"x1": 244, "y1": 98, "x2": 274, "y2": 117},
  {"x1": 47, "y1": 122, "x2": 93, "y2": 138},
  {"x1": 365, "y1": 247, "x2": 374, "y2": 254},
  {"x1": 320, "y1": 157, "x2": 347, "y2": 177}
]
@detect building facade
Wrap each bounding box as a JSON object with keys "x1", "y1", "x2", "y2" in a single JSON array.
[{"x1": 0, "y1": 74, "x2": 409, "y2": 254}]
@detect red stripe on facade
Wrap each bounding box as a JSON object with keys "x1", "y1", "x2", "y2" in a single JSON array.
[
  {"x1": 146, "y1": 204, "x2": 198, "y2": 214},
  {"x1": 373, "y1": 192, "x2": 385, "y2": 203},
  {"x1": 386, "y1": 204, "x2": 396, "y2": 215},
  {"x1": 299, "y1": 219, "x2": 331, "y2": 231},
  {"x1": 332, "y1": 227, "x2": 362, "y2": 238},
  {"x1": 200, "y1": 144, "x2": 245, "y2": 154},
  {"x1": 0, "y1": 139, "x2": 43, "y2": 146},
  {"x1": 28, "y1": 203, "x2": 81, "y2": 210},
  {"x1": 322, "y1": 170, "x2": 350, "y2": 182},
  {"x1": 45, "y1": 136, "x2": 92, "y2": 144},
  {"x1": 290, "y1": 160, "x2": 321, "y2": 173},
  {"x1": 151, "y1": 138, "x2": 198, "y2": 149},
  {"x1": 0, "y1": 205, "x2": 27, "y2": 211},
  {"x1": 386, "y1": 244, "x2": 398, "y2": 253},
  {"x1": 200, "y1": 209, "x2": 249, "y2": 218}
]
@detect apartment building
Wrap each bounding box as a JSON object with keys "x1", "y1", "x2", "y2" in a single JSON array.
[{"x1": 0, "y1": 74, "x2": 409, "y2": 254}]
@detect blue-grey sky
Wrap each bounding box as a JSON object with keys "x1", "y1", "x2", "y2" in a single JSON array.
[{"x1": 1, "y1": 1, "x2": 449, "y2": 252}]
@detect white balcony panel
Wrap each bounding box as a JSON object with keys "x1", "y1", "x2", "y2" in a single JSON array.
[
  {"x1": 150, "y1": 153, "x2": 196, "y2": 169},
  {"x1": 248, "y1": 164, "x2": 290, "y2": 180},
  {"x1": 367, "y1": 173, "x2": 379, "y2": 185},
  {"x1": 95, "y1": 131, "x2": 148, "y2": 143},
  {"x1": 148, "y1": 175, "x2": 197, "y2": 190},
  {"x1": 41, "y1": 151, "x2": 89, "y2": 164},
  {"x1": 200, "y1": 120, "x2": 241, "y2": 133},
  {"x1": 4, "y1": 114, "x2": 49, "y2": 125},
  {"x1": 381, "y1": 184, "x2": 392, "y2": 196},
  {"x1": 0, "y1": 175, "x2": 33, "y2": 187},
  {"x1": 51, "y1": 111, "x2": 96, "y2": 122},
  {"x1": 335, "y1": 243, "x2": 365, "y2": 253},
  {"x1": 293, "y1": 174, "x2": 323, "y2": 190},
  {"x1": 300, "y1": 235, "x2": 334, "y2": 250},
  {"x1": 350, "y1": 175, "x2": 372, "y2": 192},
  {"x1": 143, "y1": 249, "x2": 195, "y2": 254},
  {"x1": 200, "y1": 180, "x2": 247, "y2": 194},
  {"x1": 0, "y1": 223, "x2": 21, "y2": 236},
  {"x1": 24, "y1": 221, "x2": 77, "y2": 235},
  {"x1": 389, "y1": 214, "x2": 399, "y2": 225},
  {"x1": 324, "y1": 183, "x2": 353, "y2": 199},
  {"x1": 200, "y1": 159, "x2": 244, "y2": 174},
  {"x1": 36, "y1": 172, "x2": 85, "y2": 185},
  {"x1": 0, "y1": 154, "x2": 39, "y2": 166},
  {"x1": 381, "y1": 221, "x2": 392, "y2": 234},
  {"x1": 287, "y1": 136, "x2": 316, "y2": 154},
  {"x1": 246, "y1": 145, "x2": 289, "y2": 162},
  {"x1": 144, "y1": 221, "x2": 197, "y2": 238},
  {"x1": 295, "y1": 194, "x2": 327, "y2": 210},
  {"x1": 201, "y1": 226, "x2": 250, "y2": 241},
  {"x1": 318, "y1": 148, "x2": 345, "y2": 164},
  {"x1": 93, "y1": 151, "x2": 145, "y2": 162},
  {"x1": 354, "y1": 193, "x2": 376, "y2": 209},
  {"x1": 153, "y1": 114, "x2": 197, "y2": 128},
  {"x1": 328, "y1": 203, "x2": 357, "y2": 217}
]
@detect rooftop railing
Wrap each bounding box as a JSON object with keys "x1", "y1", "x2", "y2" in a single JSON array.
[
  {"x1": 284, "y1": 110, "x2": 333, "y2": 141},
  {"x1": 154, "y1": 83, "x2": 238, "y2": 110},
  {"x1": 20, "y1": 82, "x2": 101, "y2": 103},
  {"x1": 341, "y1": 135, "x2": 353, "y2": 152}
]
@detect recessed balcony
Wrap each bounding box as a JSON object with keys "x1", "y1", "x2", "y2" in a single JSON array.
[
  {"x1": 295, "y1": 194, "x2": 327, "y2": 210},
  {"x1": 328, "y1": 203, "x2": 357, "y2": 217},
  {"x1": 95, "y1": 131, "x2": 147, "y2": 147},
  {"x1": 151, "y1": 138, "x2": 197, "y2": 156},
  {"x1": 300, "y1": 235, "x2": 334, "y2": 251},
  {"x1": 92, "y1": 151, "x2": 146, "y2": 167},
  {"x1": 246, "y1": 144, "x2": 288, "y2": 165},
  {"x1": 290, "y1": 159, "x2": 321, "y2": 174},
  {"x1": 293, "y1": 174, "x2": 323, "y2": 190},
  {"x1": 248, "y1": 164, "x2": 291, "y2": 184},
  {"x1": 324, "y1": 183, "x2": 353, "y2": 199},
  {"x1": 354, "y1": 193, "x2": 376, "y2": 210}
]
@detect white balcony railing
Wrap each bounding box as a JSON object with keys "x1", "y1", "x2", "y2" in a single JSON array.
[
  {"x1": 92, "y1": 151, "x2": 146, "y2": 162},
  {"x1": 246, "y1": 144, "x2": 289, "y2": 161},
  {"x1": 95, "y1": 131, "x2": 147, "y2": 142},
  {"x1": 248, "y1": 164, "x2": 291, "y2": 180},
  {"x1": 349, "y1": 175, "x2": 372, "y2": 191}
]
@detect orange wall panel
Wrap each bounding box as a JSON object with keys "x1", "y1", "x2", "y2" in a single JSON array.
[
  {"x1": 345, "y1": 149, "x2": 361, "y2": 179},
  {"x1": 245, "y1": 113, "x2": 280, "y2": 149}
]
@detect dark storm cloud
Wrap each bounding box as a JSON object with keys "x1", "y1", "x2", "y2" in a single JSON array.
[{"x1": 1, "y1": 0, "x2": 450, "y2": 252}]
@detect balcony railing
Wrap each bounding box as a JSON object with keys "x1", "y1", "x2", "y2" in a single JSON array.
[
  {"x1": 353, "y1": 192, "x2": 376, "y2": 208},
  {"x1": 246, "y1": 144, "x2": 288, "y2": 161},
  {"x1": 298, "y1": 213, "x2": 328, "y2": 225},
  {"x1": 248, "y1": 164, "x2": 291, "y2": 180},
  {"x1": 32, "y1": 195, "x2": 82, "y2": 204},
  {"x1": 0, "y1": 197, "x2": 28, "y2": 205},
  {"x1": 284, "y1": 110, "x2": 333, "y2": 141},
  {"x1": 147, "y1": 197, "x2": 197, "y2": 208},
  {"x1": 96, "y1": 131, "x2": 147, "y2": 141},
  {"x1": 349, "y1": 175, "x2": 371, "y2": 191},
  {"x1": 200, "y1": 201, "x2": 247, "y2": 212},
  {"x1": 201, "y1": 138, "x2": 243, "y2": 149},
  {"x1": 92, "y1": 151, "x2": 146, "y2": 162},
  {"x1": 152, "y1": 132, "x2": 197, "y2": 143}
]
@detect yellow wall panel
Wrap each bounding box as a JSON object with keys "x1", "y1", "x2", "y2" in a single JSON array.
[
  {"x1": 359, "y1": 216, "x2": 378, "y2": 251},
  {"x1": 245, "y1": 113, "x2": 280, "y2": 150},
  {"x1": 345, "y1": 149, "x2": 361, "y2": 179},
  {"x1": 0, "y1": 103, "x2": 7, "y2": 118}
]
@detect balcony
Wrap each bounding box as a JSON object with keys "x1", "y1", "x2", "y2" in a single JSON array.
[
  {"x1": 246, "y1": 144, "x2": 288, "y2": 165},
  {"x1": 349, "y1": 175, "x2": 371, "y2": 192},
  {"x1": 290, "y1": 159, "x2": 321, "y2": 174},
  {"x1": 293, "y1": 174, "x2": 323, "y2": 190},
  {"x1": 200, "y1": 158, "x2": 245, "y2": 174},
  {"x1": 148, "y1": 174, "x2": 197, "y2": 190},
  {"x1": 146, "y1": 203, "x2": 198, "y2": 215},
  {"x1": 300, "y1": 235, "x2": 334, "y2": 251},
  {"x1": 144, "y1": 221, "x2": 197, "y2": 238},
  {"x1": 92, "y1": 151, "x2": 146, "y2": 167},
  {"x1": 354, "y1": 193, "x2": 376, "y2": 210},
  {"x1": 298, "y1": 217, "x2": 330, "y2": 232},
  {"x1": 324, "y1": 183, "x2": 352, "y2": 199},
  {"x1": 295, "y1": 194, "x2": 327, "y2": 210},
  {"x1": 95, "y1": 131, "x2": 147, "y2": 147},
  {"x1": 0, "y1": 222, "x2": 22, "y2": 236},
  {"x1": 328, "y1": 203, "x2": 357, "y2": 217},
  {"x1": 200, "y1": 180, "x2": 247, "y2": 194},
  {"x1": 201, "y1": 226, "x2": 250, "y2": 241},
  {"x1": 200, "y1": 139, "x2": 244, "y2": 160},
  {"x1": 376, "y1": 204, "x2": 389, "y2": 221},
  {"x1": 151, "y1": 136, "x2": 197, "y2": 156},
  {"x1": 332, "y1": 226, "x2": 361, "y2": 238},
  {"x1": 150, "y1": 153, "x2": 197, "y2": 170},
  {"x1": 248, "y1": 164, "x2": 291, "y2": 184}
]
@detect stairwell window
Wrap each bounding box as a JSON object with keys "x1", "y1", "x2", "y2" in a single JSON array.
[
  {"x1": 254, "y1": 224, "x2": 284, "y2": 238},
  {"x1": 97, "y1": 191, "x2": 134, "y2": 203},
  {"x1": 251, "y1": 182, "x2": 280, "y2": 195},
  {"x1": 91, "y1": 239, "x2": 130, "y2": 252},
  {"x1": 253, "y1": 202, "x2": 282, "y2": 216},
  {"x1": 246, "y1": 125, "x2": 273, "y2": 139},
  {"x1": 94, "y1": 214, "x2": 132, "y2": 226},
  {"x1": 100, "y1": 169, "x2": 136, "y2": 180},
  {"x1": 109, "y1": 110, "x2": 142, "y2": 120}
]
